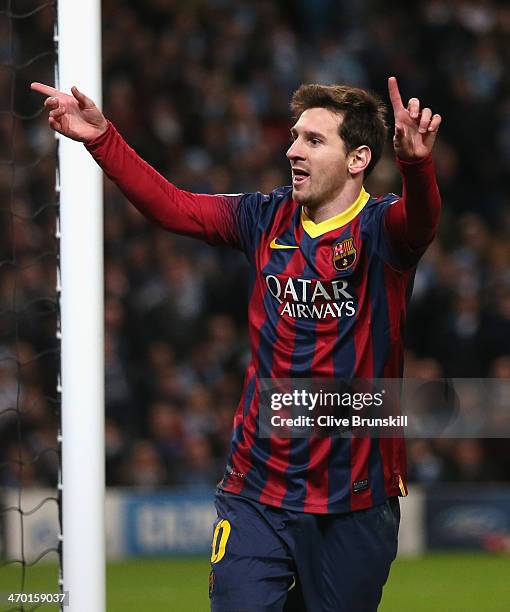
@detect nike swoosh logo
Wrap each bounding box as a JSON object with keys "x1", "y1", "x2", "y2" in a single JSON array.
[{"x1": 270, "y1": 238, "x2": 299, "y2": 250}]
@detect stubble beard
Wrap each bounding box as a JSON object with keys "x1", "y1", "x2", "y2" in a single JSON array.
[
  {"x1": 296, "y1": 175, "x2": 346, "y2": 211},
  {"x1": 293, "y1": 184, "x2": 318, "y2": 209}
]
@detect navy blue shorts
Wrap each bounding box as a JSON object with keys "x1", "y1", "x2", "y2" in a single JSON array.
[{"x1": 209, "y1": 490, "x2": 400, "y2": 612}]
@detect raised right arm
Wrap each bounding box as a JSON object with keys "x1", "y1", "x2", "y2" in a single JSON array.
[
  {"x1": 30, "y1": 82, "x2": 250, "y2": 248},
  {"x1": 85, "y1": 120, "x2": 244, "y2": 245}
]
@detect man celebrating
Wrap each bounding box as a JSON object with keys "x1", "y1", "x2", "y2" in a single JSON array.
[{"x1": 32, "y1": 76, "x2": 441, "y2": 611}]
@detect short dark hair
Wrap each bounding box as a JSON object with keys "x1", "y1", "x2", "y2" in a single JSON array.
[{"x1": 290, "y1": 84, "x2": 388, "y2": 177}]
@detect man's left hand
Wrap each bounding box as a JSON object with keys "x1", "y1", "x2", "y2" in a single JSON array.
[{"x1": 388, "y1": 76, "x2": 442, "y2": 162}]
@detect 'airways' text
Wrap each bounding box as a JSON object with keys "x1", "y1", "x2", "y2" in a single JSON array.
[{"x1": 280, "y1": 301, "x2": 355, "y2": 319}]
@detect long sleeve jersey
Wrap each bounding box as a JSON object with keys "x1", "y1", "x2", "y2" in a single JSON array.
[{"x1": 86, "y1": 122, "x2": 441, "y2": 513}]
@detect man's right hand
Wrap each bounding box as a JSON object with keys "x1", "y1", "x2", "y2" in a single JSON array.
[{"x1": 31, "y1": 82, "x2": 108, "y2": 143}]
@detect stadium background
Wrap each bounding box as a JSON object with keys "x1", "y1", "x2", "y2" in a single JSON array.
[{"x1": 1, "y1": 0, "x2": 510, "y2": 610}]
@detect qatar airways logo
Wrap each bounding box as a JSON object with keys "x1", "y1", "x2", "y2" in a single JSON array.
[{"x1": 265, "y1": 275, "x2": 356, "y2": 319}]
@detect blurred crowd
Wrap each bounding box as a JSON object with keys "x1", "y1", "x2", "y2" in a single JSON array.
[{"x1": 1, "y1": 0, "x2": 510, "y2": 490}]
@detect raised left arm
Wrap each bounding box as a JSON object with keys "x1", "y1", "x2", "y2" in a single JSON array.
[{"x1": 384, "y1": 77, "x2": 442, "y2": 259}]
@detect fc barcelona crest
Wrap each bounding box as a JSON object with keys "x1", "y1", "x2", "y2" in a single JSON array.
[{"x1": 333, "y1": 237, "x2": 357, "y2": 271}]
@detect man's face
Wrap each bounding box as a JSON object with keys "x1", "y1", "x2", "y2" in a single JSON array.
[{"x1": 286, "y1": 107, "x2": 350, "y2": 208}]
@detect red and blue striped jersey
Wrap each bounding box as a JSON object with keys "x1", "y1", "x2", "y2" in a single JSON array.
[
  {"x1": 87, "y1": 122, "x2": 441, "y2": 514},
  {"x1": 216, "y1": 186, "x2": 414, "y2": 513}
]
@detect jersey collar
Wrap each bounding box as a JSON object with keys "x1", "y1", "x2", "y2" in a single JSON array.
[{"x1": 301, "y1": 186, "x2": 370, "y2": 238}]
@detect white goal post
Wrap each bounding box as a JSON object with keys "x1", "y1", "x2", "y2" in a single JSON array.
[{"x1": 57, "y1": 1, "x2": 105, "y2": 610}]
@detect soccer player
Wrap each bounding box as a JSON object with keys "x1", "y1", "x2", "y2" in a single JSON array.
[{"x1": 32, "y1": 76, "x2": 441, "y2": 611}]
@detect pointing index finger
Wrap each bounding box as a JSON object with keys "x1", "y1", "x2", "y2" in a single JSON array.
[
  {"x1": 388, "y1": 76, "x2": 404, "y2": 113},
  {"x1": 30, "y1": 82, "x2": 59, "y2": 96}
]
